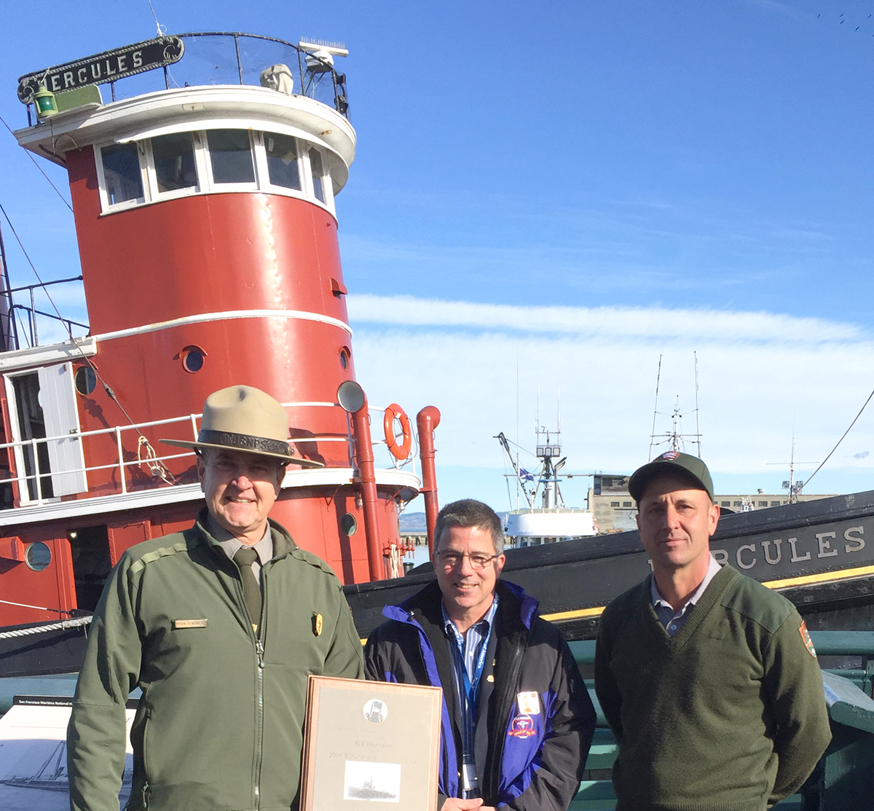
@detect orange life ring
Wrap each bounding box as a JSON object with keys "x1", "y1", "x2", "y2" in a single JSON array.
[{"x1": 384, "y1": 403, "x2": 412, "y2": 459}]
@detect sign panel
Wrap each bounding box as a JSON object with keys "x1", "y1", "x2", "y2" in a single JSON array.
[
  {"x1": 18, "y1": 36, "x2": 184, "y2": 104},
  {"x1": 0, "y1": 698, "x2": 135, "y2": 811}
]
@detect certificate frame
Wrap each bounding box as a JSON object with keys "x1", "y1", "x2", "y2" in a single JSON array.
[{"x1": 300, "y1": 676, "x2": 442, "y2": 811}]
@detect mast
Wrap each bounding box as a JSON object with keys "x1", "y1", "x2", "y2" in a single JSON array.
[
  {"x1": 649, "y1": 356, "x2": 702, "y2": 457},
  {"x1": 0, "y1": 223, "x2": 17, "y2": 352}
]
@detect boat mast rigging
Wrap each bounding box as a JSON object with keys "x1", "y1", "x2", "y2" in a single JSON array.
[
  {"x1": 496, "y1": 416, "x2": 569, "y2": 511},
  {"x1": 648, "y1": 352, "x2": 702, "y2": 459}
]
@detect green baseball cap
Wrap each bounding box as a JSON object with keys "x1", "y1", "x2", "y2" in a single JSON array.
[{"x1": 628, "y1": 451, "x2": 714, "y2": 503}]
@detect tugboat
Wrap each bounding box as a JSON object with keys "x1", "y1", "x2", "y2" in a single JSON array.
[{"x1": 0, "y1": 33, "x2": 441, "y2": 678}]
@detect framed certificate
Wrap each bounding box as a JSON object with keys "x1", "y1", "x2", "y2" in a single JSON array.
[{"x1": 300, "y1": 676, "x2": 442, "y2": 811}]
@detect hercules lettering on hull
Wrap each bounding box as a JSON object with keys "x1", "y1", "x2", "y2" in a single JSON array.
[{"x1": 713, "y1": 520, "x2": 869, "y2": 577}]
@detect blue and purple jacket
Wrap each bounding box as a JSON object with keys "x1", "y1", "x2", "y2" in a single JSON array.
[{"x1": 364, "y1": 579, "x2": 595, "y2": 811}]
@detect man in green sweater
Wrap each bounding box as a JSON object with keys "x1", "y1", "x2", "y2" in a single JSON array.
[{"x1": 594, "y1": 451, "x2": 830, "y2": 811}]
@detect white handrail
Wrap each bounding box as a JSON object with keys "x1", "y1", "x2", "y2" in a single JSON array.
[{"x1": 0, "y1": 401, "x2": 416, "y2": 507}]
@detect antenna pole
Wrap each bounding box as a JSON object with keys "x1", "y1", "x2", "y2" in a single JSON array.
[
  {"x1": 694, "y1": 351, "x2": 701, "y2": 457},
  {"x1": 510, "y1": 360, "x2": 522, "y2": 510},
  {"x1": 0, "y1": 223, "x2": 18, "y2": 352},
  {"x1": 649, "y1": 355, "x2": 662, "y2": 460}
]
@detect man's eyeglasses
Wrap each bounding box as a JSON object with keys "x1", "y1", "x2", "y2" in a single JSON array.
[{"x1": 434, "y1": 550, "x2": 501, "y2": 570}]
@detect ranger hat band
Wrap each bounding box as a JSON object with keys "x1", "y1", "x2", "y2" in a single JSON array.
[
  {"x1": 161, "y1": 385, "x2": 323, "y2": 467},
  {"x1": 628, "y1": 451, "x2": 713, "y2": 502}
]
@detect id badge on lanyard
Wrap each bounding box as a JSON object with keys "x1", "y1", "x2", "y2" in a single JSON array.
[{"x1": 461, "y1": 755, "x2": 479, "y2": 795}]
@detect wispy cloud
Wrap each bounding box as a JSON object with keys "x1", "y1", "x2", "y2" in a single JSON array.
[
  {"x1": 347, "y1": 295, "x2": 874, "y2": 508},
  {"x1": 348, "y1": 295, "x2": 869, "y2": 343}
]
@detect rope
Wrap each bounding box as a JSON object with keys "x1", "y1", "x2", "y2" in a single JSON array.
[
  {"x1": 0, "y1": 115, "x2": 73, "y2": 212},
  {"x1": 0, "y1": 615, "x2": 91, "y2": 640},
  {"x1": 387, "y1": 544, "x2": 401, "y2": 579},
  {"x1": 138, "y1": 435, "x2": 177, "y2": 485},
  {"x1": 805, "y1": 387, "x2": 874, "y2": 490},
  {"x1": 0, "y1": 598, "x2": 72, "y2": 614},
  {"x1": 146, "y1": 0, "x2": 167, "y2": 37}
]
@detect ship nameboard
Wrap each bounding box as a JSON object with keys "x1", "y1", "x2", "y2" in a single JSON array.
[{"x1": 17, "y1": 36, "x2": 184, "y2": 103}]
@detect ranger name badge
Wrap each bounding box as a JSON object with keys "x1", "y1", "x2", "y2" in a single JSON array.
[{"x1": 173, "y1": 618, "x2": 208, "y2": 629}]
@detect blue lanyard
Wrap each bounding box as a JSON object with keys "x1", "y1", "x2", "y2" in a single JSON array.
[
  {"x1": 459, "y1": 621, "x2": 493, "y2": 713},
  {"x1": 444, "y1": 599, "x2": 498, "y2": 799}
]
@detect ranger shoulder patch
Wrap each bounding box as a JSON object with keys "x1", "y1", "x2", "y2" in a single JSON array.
[{"x1": 799, "y1": 620, "x2": 817, "y2": 658}]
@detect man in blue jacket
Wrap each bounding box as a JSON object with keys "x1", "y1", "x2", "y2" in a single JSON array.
[{"x1": 365, "y1": 499, "x2": 595, "y2": 811}]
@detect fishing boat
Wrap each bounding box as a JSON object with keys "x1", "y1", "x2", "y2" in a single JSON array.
[
  {"x1": 0, "y1": 32, "x2": 440, "y2": 678},
  {"x1": 496, "y1": 424, "x2": 597, "y2": 547}
]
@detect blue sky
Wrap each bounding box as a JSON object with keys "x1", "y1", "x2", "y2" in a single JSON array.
[{"x1": 1, "y1": 1, "x2": 873, "y2": 511}]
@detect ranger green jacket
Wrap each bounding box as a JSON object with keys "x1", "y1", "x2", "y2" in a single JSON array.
[{"x1": 67, "y1": 510, "x2": 364, "y2": 811}]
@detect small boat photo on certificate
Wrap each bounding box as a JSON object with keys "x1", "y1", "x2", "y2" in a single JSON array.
[
  {"x1": 343, "y1": 760, "x2": 401, "y2": 802},
  {"x1": 301, "y1": 676, "x2": 442, "y2": 811}
]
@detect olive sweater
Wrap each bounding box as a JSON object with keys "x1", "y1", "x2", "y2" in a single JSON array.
[{"x1": 595, "y1": 565, "x2": 830, "y2": 811}]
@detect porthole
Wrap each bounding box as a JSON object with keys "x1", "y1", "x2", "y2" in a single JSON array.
[
  {"x1": 339, "y1": 347, "x2": 351, "y2": 370},
  {"x1": 340, "y1": 513, "x2": 357, "y2": 536},
  {"x1": 25, "y1": 541, "x2": 51, "y2": 572},
  {"x1": 75, "y1": 366, "x2": 97, "y2": 395},
  {"x1": 180, "y1": 345, "x2": 207, "y2": 373}
]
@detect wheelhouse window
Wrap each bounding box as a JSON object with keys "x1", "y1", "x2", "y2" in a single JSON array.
[
  {"x1": 265, "y1": 132, "x2": 302, "y2": 190},
  {"x1": 101, "y1": 144, "x2": 143, "y2": 205},
  {"x1": 309, "y1": 147, "x2": 326, "y2": 203},
  {"x1": 207, "y1": 129, "x2": 255, "y2": 184},
  {"x1": 97, "y1": 128, "x2": 337, "y2": 214},
  {"x1": 153, "y1": 132, "x2": 197, "y2": 193}
]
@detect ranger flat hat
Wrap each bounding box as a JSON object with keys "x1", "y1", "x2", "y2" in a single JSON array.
[
  {"x1": 628, "y1": 451, "x2": 714, "y2": 503},
  {"x1": 162, "y1": 385, "x2": 323, "y2": 467}
]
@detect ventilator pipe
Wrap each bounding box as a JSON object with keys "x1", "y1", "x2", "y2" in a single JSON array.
[
  {"x1": 338, "y1": 382, "x2": 384, "y2": 581},
  {"x1": 416, "y1": 406, "x2": 441, "y2": 555}
]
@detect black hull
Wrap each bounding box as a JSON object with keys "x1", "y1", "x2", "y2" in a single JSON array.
[
  {"x1": 345, "y1": 489, "x2": 874, "y2": 641},
  {"x1": 5, "y1": 491, "x2": 874, "y2": 677},
  {"x1": 0, "y1": 621, "x2": 90, "y2": 678}
]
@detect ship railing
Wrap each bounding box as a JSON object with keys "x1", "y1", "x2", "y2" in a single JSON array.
[
  {"x1": 0, "y1": 402, "x2": 417, "y2": 508},
  {"x1": 23, "y1": 32, "x2": 349, "y2": 126},
  {"x1": 0, "y1": 276, "x2": 87, "y2": 354}
]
